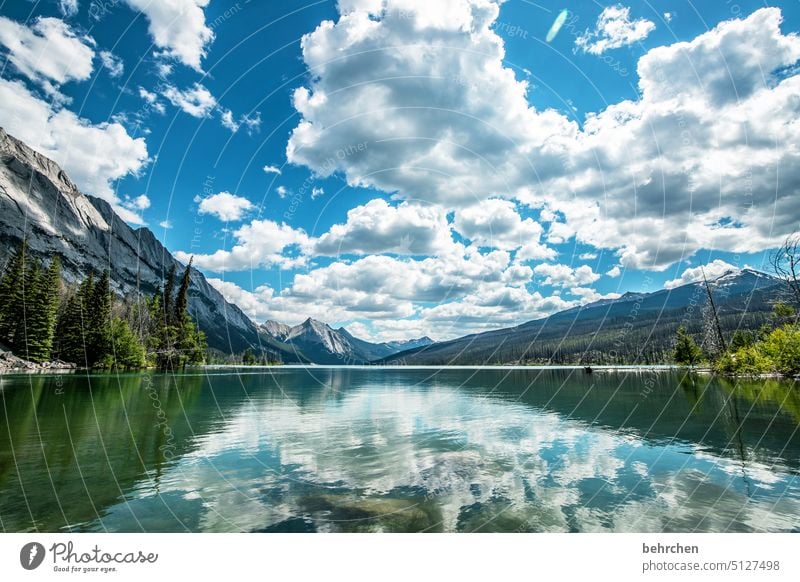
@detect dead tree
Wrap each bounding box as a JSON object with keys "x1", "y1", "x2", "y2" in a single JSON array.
[
  {"x1": 701, "y1": 267, "x2": 726, "y2": 357},
  {"x1": 770, "y1": 233, "x2": 800, "y2": 309}
]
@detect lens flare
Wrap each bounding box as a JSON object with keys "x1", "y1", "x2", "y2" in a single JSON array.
[{"x1": 546, "y1": 9, "x2": 569, "y2": 42}]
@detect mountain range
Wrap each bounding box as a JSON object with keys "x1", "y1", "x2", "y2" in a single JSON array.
[
  {"x1": 259, "y1": 318, "x2": 433, "y2": 364},
  {"x1": 0, "y1": 126, "x2": 790, "y2": 366},
  {"x1": 380, "y1": 268, "x2": 789, "y2": 365}
]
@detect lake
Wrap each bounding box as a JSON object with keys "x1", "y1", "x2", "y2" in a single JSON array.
[{"x1": 0, "y1": 367, "x2": 798, "y2": 532}]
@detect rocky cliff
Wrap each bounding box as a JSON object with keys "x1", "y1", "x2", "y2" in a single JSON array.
[{"x1": 0, "y1": 127, "x2": 261, "y2": 354}]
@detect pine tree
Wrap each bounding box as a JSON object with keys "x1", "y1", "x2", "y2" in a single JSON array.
[
  {"x1": 24, "y1": 257, "x2": 61, "y2": 362},
  {"x1": 0, "y1": 239, "x2": 28, "y2": 346},
  {"x1": 108, "y1": 317, "x2": 146, "y2": 369},
  {"x1": 58, "y1": 273, "x2": 95, "y2": 365},
  {"x1": 174, "y1": 258, "x2": 192, "y2": 323},
  {"x1": 87, "y1": 270, "x2": 112, "y2": 367},
  {"x1": 673, "y1": 326, "x2": 703, "y2": 367},
  {"x1": 173, "y1": 259, "x2": 206, "y2": 366},
  {"x1": 147, "y1": 288, "x2": 176, "y2": 369},
  {"x1": 162, "y1": 265, "x2": 177, "y2": 327},
  {"x1": 14, "y1": 257, "x2": 44, "y2": 357}
]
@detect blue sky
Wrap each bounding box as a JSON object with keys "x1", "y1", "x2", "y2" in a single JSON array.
[{"x1": 1, "y1": 0, "x2": 798, "y2": 341}]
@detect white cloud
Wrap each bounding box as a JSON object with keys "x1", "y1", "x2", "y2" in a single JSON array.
[
  {"x1": 138, "y1": 87, "x2": 165, "y2": 114},
  {"x1": 178, "y1": 219, "x2": 310, "y2": 272},
  {"x1": 207, "y1": 278, "x2": 277, "y2": 322},
  {"x1": 276, "y1": 186, "x2": 288, "y2": 198},
  {"x1": 0, "y1": 16, "x2": 94, "y2": 93},
  {"x1": 286, "y1": 4, "x2": 800, "y2": 272},
  {"x1": 0, "y1": 78, "x2": 149, "y2": 223},
  {"x1": 162, "y1": 82, "x2": 217, "y2": 117},
  {"x1": 59, "y1": 1, "x2": 79, "y2": 18},
  {"x1": 453, "y1": 199, "x2": 545, "y2": 252},
  {"x1": 220, "y1": 109, "x2": 238, "y2": 131},
  {"x1": 568, "y1": 287, "x2": 621, "y2": 303},
  {"x1": 311, "y1": 187, "x2": 325, "y2": 199},
  {"x1": 196, "y1": 191, "x2": 255, "y2": 222},
  {"x1": 122, "y1": 0, "x2": 214, "y2": 71},
  {"x1": 162, "y1": 82, "x2": 256, "y2": 132},
  {"x1": 263, "y1": 165, "x2": 282, "y2": 175},
  {"x1": 579, "y1": 252, "x2": 598, "y2": 260},
  {"x1": 124, "y1": 194, "x2": 150, "y2": 211},
  {"x1": 99, "y1": 50, "x2": 124, "y2": 78},
  {"x1": 533, "y1": 263, "x2": 601, "y2": 288},
  {"x1": 179, "y1": 4, "x2": 800, "y2": 338},
  {"x1": 159, "y1": 220, "x2": 173, "y2": 229},
  {"x1": 576, "y1": 5, "x2": 656, "y2": 55},
  {"x1": 314, "y1": 199, "x2": 454, "y2": 256},
  {"x1": 208, "y1": 246, "x2": 578, "y2": 338},
  {"x1": 220, "y1": 109, "x2": 261, "y2": 134},
  {"x1": 663, "y1": 259, "x2": 739, "y2": 289}
]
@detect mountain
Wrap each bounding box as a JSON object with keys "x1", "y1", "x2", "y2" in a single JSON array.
[
  {"x1": 0, "y1": 126, "x2": 287, "y2": 357},
  {"x1": 261, "y1": 318, "x2": 434, "y2": 364},
  {"x1": 382, "y1": 268, "x2": 790, "y2": 365},
  {"x1": 384, "y1": 336, "x2": 434, "y2": 352}
]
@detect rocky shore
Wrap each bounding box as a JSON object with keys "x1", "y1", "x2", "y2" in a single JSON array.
[{"x1": 0, "y1": 351, "x2": 76, "y2": 373}]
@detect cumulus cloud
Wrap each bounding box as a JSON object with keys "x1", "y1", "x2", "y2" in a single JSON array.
[
  {"x1": 124, "y1": 194, "x2": 150, "y2": 211},
  {"x1": 568, "y1": 287, "x2": 622, "y2": 303},
  {"x1": 286, "y1": 4, "x2": 800, "y2": 272},
  {"x1": 162, "y1": 82, "x2": 217, "y2": 117},
  {"x1": 220, "y1": 109, "x2": 261, "y2": 134},
  {"x1": 162, "y1": 82, "x2": 256, "y2": 132},
  {"x1": 575, "y1": 5, "x2": 656, "y2": 55},
  {"x1": 122, "y1": 0, "x2": 214, "y2": 71},
  {"x1": 0, "y1": 78, "x2": 149, "y2": 224},
  {"x1": 99, "y1": 50, "x2": 124, "y2": 78},
  {"x1": 533, "y1": 263, "x2": 601, "y2": 288},
  {"x1": 209, "y1": 246, "x2": 580, "y2": 338},
  {"x1": 663, "y1": 260, "x2": 739, "y2": 289},
  {"x1": 263, "y1": 165, "x2": 282, "y2": 175},
  {"x1": 0, "y1": 16, "x2": 94, "y2": 93},
  {"x1": 196, "y1": 191, "x2": 255, "y2": 222},
  {"x1": 453, "y1": 199, "x2": 544, "y2": 251},
  {"x1": 138, "y1": 87, "x2": 165, "y2": 114},
  {"x1": 177, "y1": 219, "x2": 311, "y2": 272},
  {"x1": 315, "y1": 199, "x2": 454, "y2": 256}
]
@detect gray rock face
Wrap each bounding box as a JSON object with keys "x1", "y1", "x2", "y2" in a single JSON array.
[
  {"x1": 260, "y1": 317, "x2": 435, "y2": 363},
  {"x1": 0, "y1": 127, "x2": 261, "y2": 354},
  {"x1": 262, "y1": 320, "x2": 292, "y2": 341}
]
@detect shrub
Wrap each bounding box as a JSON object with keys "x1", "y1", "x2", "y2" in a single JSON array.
[
  {"x1": 715, "y1": 346, "x2": 773, "y2": 376},
  {"x1": 762, "y1": 325, "x2": 800, "y2": 376}
]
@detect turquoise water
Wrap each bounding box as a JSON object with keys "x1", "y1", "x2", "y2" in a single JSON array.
[{"x1": 0, "y1": 368, "x2": 798, "y2": 532}]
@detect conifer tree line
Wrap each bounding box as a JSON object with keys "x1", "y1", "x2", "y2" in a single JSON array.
[{"x1": 0, "y1": 240, "x2": 206, "y2": 369}]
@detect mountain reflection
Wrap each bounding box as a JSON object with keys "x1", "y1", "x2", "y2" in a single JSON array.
[{"x1": 0, "y1": 369, "x2": 798, "y2": 532}]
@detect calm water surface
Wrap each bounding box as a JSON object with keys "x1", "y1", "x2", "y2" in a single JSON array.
[{"x1": 0, "y1": 368, "x2": 798, "y2": 532}]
